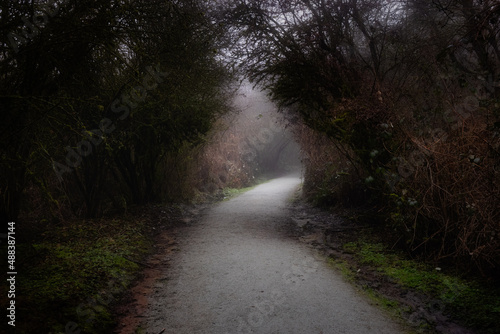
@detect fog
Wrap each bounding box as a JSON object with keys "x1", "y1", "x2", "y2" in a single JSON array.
[{"x1": 231, "y1": 83, "x2": 302, "y2": 177}]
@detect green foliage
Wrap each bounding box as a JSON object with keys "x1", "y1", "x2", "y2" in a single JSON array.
[
  {"x1": 0, "y1": 0, "x2": 234, "y2": 220},
  {"x1": 219, "y1": 180, "x2": 269, "y2": 201},
  {"x1": 0, "y1": 218, "x2": 151, "y2": 333},
  {"x1": 327, "y1": 258, "x2": 356, "y2": 282},
  {"x1": 221, "y1": 185, "x2": 256, "y2": 200},
  {"x1": 343, "y1": 240, "x2": 500, "y2": 332},
  {"x1": 225, "y1": 0, "x2": 500, "y2": 277}
]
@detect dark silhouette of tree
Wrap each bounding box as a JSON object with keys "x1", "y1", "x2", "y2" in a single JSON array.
[
  {"x1": 220, "y1": 0, "x2": 500, "y2": 276},
  {"x1": 0, "y1": 0, "x2": 233, "y2": 219}
]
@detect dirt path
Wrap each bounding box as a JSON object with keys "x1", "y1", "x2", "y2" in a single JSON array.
[{"x1": 126, "y1": 176, "x2": 406, "y2": 334}]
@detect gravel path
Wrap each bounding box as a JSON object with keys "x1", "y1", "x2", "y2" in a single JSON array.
[{"x1": 144, "y1": 176, "x2": 406, "y2": 334}]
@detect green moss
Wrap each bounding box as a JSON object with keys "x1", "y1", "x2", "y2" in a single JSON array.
[
  {"x1": 221, "y1": 178, "x2": 272, "y2": 200},
  {"x1": 9, "y1": 217, "x2": 153, "y2": 334},
  {"x1": 340, "y1": 238, "x2": 500, "y2": 333},
  {"x1": 342, "y1": 241, "x2": 358, "y2": 253},
  {"x1": 327, "y1": 257, "x2": 356, "y2": 282},
  {"x1": 221, "y1": 185, "x2": 255, "y2": 199},
  {"x1": 364, "y1": 287, "x2": 401, "y2": 314}
]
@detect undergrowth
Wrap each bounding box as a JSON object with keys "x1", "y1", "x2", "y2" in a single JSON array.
[
  {"x1": 221, "y1": 184, "x2": 258, "y2": 200},
  {"x1": 339, "y1": 238, "x2": 500, "y2": 333},
  {"x1": 0, "y1": 177, "x2": 271, "y2": 333},
  {"x1": 0, "y1": 216, "x2": 152, "y2": 334}
]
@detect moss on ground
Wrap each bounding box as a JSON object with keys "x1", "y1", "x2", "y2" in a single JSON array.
[
  {"x1": 338, "y1": 239, "x2": 500, "y2": 333},
  {"x1": 221, "y1": 184, "x2": 258, "y2": 200},
  {"x1": 0, "y1": 216, "x2": 152, "y2": 334},
  {"x1": 220, "y1": 176, "x2": 274, "y2": 201}
]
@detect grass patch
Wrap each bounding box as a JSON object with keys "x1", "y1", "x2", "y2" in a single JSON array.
[
  {"x1": 220, "y1": 176, "x2": 275, "y2": 201},
  {"x1": 327, "y1": 256, "x2": 413, "y2": 331},
  {"x1": 341, "y1": 240, "x2": 500, "y2": 333},
  {"x1": 0, "y1": 216, "x2": 152, "y2": 334},
  {"x1": 327, "y1": 257, "x2": 356, "y2": 282},
  {"x1": 220, "y1": 184, "x2": 258, "y2": 200},
  {"x1": 287, "y1": 182, "x2": 304, "y2": 204},
  {"x1": 364, "y1": 287, "x2": 401, "y2": 314}
]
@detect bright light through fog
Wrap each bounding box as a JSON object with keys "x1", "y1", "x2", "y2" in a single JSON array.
[{"x1": 231, "y1": 82, "x2": 303, "y2": 177}]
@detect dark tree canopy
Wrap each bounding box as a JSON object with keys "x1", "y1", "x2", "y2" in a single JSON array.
[
  {"x1": 0, "y1": 0, "x2": 234, "y2": 219},
  {"x1": 219, "y1": 0, "x2": 500, "y2": 275}
]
